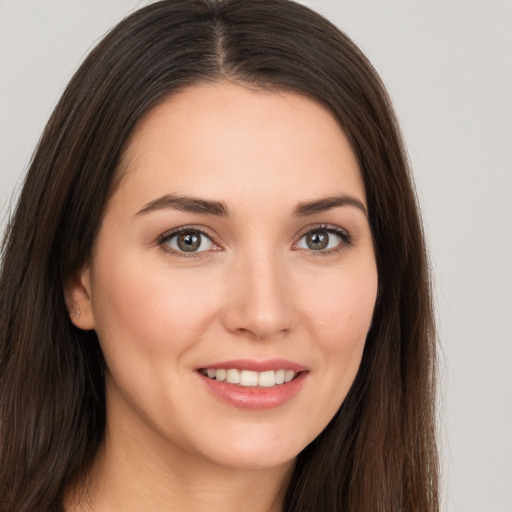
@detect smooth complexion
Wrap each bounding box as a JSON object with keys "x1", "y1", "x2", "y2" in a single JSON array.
[{"x1": 66, "y1": 82, "x2": 378, "y2": 512}]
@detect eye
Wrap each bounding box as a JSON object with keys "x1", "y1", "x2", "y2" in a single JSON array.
[
  {"x1": 296, "y1": 227, "x2": 350, "y2": 253},
  {"x1": 160, "y1": 229, "x2": 214, "y2": 254}
]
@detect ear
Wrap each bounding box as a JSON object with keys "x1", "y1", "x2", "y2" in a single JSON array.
[{"x1": 64, "y1": 265, "x2": 96, "y2": 330}]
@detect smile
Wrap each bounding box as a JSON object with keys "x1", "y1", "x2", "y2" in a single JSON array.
[
  {"x1": 199, "y1": 368, "x2": 297, "y2": 388},
  {"x1": 197, "y1": 360, "x2": 308, "y2": 410}
]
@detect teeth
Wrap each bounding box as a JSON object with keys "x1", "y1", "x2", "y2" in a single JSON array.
[
  {"x1": 285, "y1": 370, "x2": 295, "y2": 383},
  {"x1": 275, "y1": 369, "x2": 285, "y2": 384},
  {"x1": 240, "y1": 370, "x2": 258, "y2": 386},
  {"x1": 202, "y1": 368, "x2": 298, "y2": 387},
  {"x1": 258, "y1": 370, "x2": 275, "y2": 387},
  {"x1": 226, "y1": 369, "x2": 240, "y2": 384}
]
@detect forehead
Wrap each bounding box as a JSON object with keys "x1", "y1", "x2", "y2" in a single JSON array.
[{"x1": 115, "y1": 81, "x2": 365, "y2": 213}]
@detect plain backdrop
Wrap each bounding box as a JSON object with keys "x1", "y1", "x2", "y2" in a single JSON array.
[{"x1": 1, "y1": 1, "x2": 511, "y2": 511}]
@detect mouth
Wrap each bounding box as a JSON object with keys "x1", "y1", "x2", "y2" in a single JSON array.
[
  {"x1": 198, "y1": 368, "x2": 299, "y2": 388},
  {"x1": 196, "y1": 360, "x2": 308, "y2": 410}
]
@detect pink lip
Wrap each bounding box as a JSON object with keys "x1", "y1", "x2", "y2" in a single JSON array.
[
  {"x1": 197, "y1": 359, "x2": 307, "y2": 373},
  {"x1": 197, "y1": 361, "x2": 308, "y2": 410}
]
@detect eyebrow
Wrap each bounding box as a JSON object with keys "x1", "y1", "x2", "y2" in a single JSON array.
[
  {"x1": 135, "y1": 194, "x2": 229, "y2": 217},
  {"x1": 135, "y1": 193, "x2": 367, "y2": 218},
  {"x1": 293, "y1": 195, "x2": 368, "y2": 217}
]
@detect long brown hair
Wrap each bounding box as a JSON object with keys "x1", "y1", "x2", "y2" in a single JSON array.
[{"x1": 0, "y1": 1, "x2": 438, "y2": 510}]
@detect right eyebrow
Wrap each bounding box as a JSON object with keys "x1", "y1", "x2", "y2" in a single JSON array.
[{"x1": 134, "y1": 194, "x2": 230, "y2": 217}]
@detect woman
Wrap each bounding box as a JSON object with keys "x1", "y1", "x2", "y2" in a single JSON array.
[{"x1": 0, "y1": 1, "x2": 438, "y2": 510}]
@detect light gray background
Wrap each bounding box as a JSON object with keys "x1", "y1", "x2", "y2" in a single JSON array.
[{"x1": 1, "y1": 1, "x2": 511, "y2": 511}]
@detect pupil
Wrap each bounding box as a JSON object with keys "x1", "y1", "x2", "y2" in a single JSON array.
[
  {"x1": 178, "y1": 232, "x2": 201, "y2": 252},
  {"x1": 307, "y1": 231, "x2": 329, "y2": 250}
]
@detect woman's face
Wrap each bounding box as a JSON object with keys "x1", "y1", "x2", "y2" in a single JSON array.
[{"x1": 70, "y1": 82, "x2": 378, "y2": 470}]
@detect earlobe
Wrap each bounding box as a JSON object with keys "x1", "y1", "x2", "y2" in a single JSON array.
[{"x1": 64, "y1": 266, "x2": 96, "y2": 330}]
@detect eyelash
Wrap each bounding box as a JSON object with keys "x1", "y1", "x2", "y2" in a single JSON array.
[
  {"x1": 294, "y1": 224, "x2": 353, "y2": 257},
  {"x1": 157, "y1": 225, "x2": 217, "y2": 257},
  {"x1": 157, "y1": 223, "x2": 353, "y2": 257}
]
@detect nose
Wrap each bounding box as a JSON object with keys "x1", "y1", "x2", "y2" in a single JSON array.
[{"x1": 221, "y1": 250, "x2": 295, "y2": 340}]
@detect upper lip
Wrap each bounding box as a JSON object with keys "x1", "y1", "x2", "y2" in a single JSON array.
[{"x1": 197, "y1": 359, "x2": 307, "y2": 373}]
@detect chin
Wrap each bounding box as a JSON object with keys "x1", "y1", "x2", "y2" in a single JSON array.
[{"x1": 195, "y1": 423, "x2": 307, "y2": 470}]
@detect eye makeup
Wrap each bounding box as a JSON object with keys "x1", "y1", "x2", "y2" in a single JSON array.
[
  {"x1": 157, "y1": 225, "x2": 220, "y2": 257},
  {"x1": 156, "y1": 222, "x2": 353, "y2": 258},
  {"x1": 293, "y1": 223, "x2": 354, "y2": 257}
]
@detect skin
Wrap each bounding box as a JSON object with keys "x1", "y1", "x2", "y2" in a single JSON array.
[{"x1": 66, "y1": 82, "x2": 378, "y2": 512}]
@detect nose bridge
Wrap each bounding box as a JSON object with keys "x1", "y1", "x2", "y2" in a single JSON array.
[{"x1": 222, "y1": 243, "x2": 293, "y2": 339}]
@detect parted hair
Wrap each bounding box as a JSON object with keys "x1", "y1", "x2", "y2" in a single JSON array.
[{"x1": 0, "y1": 1, "x2": 438, "y2": 510}]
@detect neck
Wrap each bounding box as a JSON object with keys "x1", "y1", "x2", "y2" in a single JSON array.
[{"x1": 63, "y1": 397, "x2": 294, "y2": 512}]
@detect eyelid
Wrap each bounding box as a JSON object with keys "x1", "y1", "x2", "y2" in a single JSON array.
[
  {"x1": 156, "y1": 223, "x2": 353, "y2": 257},
  {"x1": 157, "y1": 225, "x2": 221, "y2": 256},
  {"x1": 292, "y1": 223, "x2": 353, "y2": 254}
]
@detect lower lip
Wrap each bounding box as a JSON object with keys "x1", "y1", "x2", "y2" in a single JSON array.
[{"x1": 199, "y1": 371, "x2": 307, "y2": 410}]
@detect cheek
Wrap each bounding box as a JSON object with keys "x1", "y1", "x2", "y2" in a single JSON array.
[
  {"x1": 290, "y1": 263, "x2": 377, "y2": 442},
  {"x1": 302, "y1": 266, "x2": 378, "y2": 351},
  {"x1": 89, "y1": 252, "x2": 220, "y2": 359}
]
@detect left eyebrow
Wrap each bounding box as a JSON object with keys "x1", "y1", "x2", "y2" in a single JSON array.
[{"x1": 293, "y1": 195, "x2": 368, "y2": 217}]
